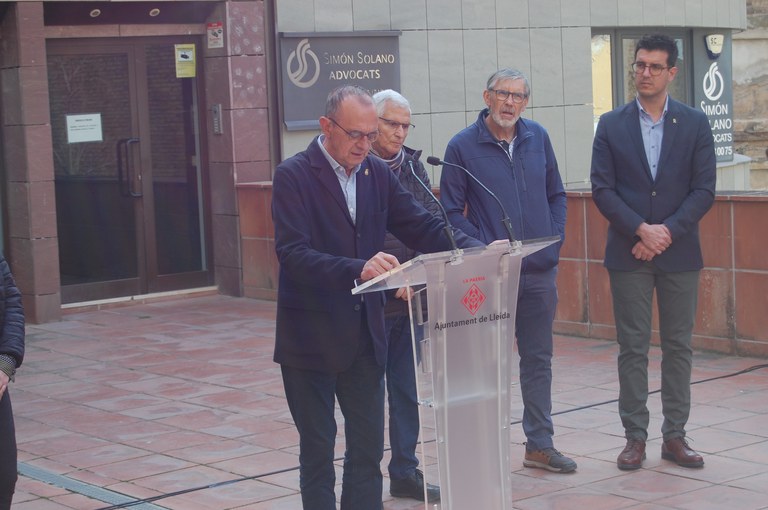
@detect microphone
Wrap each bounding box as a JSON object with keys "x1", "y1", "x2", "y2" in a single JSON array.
[
  {"x1": 407, "y1": 159, "x2": 459, "y2": 252},
  {"x1": 426, "y1": 156, "x2": 516, "y2": 242}
]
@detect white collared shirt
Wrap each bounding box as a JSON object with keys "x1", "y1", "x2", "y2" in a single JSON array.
[
  {"x1": 318, "y1": 136, "x2": 360, "y2": 223},
  {"x1": 636, "y1": 96, "x2": 669, "y2": 180}
]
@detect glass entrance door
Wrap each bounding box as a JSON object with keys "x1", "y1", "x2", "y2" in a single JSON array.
[{"x1": 48, "y1": 38, "x2": 211, "y2": 303}]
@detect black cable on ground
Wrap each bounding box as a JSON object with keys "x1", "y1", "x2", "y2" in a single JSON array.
[
  {"x1": 94, "y1": 362, "x2": 768, "y2": 510},
  {"x1": 513, "y1": 362, "x2": 768, "y2": 424},
  {"x1": 92, "y1": 465, "x2": 300, "y2": 509}
]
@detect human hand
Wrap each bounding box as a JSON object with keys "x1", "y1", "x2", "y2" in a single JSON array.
[
  {"x1": 360, "y1": 252, "x2": 400, "y2": 281},
  {"x1": 395, "y1": 287, "x2": 413, "y2": 300},
  {"x1": 0, "y1": 372, "x2": 8, "y2": 398},
  {"x1": 632, "y1": 240, "x2": 656, "y2": 261},
  {"x1": 635, "y1": 223, "x2": 671, "y2": 255}
]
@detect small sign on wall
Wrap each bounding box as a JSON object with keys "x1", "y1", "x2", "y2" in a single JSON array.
[
  {"x1": 175, "y1": 44, "x2": 196, "y2": 78},
  {"x1": 66, "y1": 113, "x2": 103, "y2": 143},
  {"x1": 207, "y1": 22, "x2": 224, "y2": 49}
]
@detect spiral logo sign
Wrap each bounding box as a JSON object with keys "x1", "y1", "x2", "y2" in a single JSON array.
[
  {"x1": 702, "y1": 62, "x2": 724, "y2": 102},
  {"x1": 286, "y1": 39, "x2": 320, "y2": 88},
  {"x1": 279, "y1": 33, "x2": 400, "y2": 129}
]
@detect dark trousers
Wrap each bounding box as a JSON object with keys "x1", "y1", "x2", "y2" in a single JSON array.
[
  {"x1": 384, "y1": 315, "x2": 420, "y2": 480},
  {"x1": 516, "y1": 269, "x2": 558, "y2": 451},
  {"x1": 0, "y1": 390, "x2": 17, "y2": 510},
  {"x1": 281, "y1": 332, "x2": 385, "y2": 510},
  {"x1": 609, "y1": 265, "x2": 700, "y2": 441}
]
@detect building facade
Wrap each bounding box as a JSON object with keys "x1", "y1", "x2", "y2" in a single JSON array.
[
  {"x1": 734, "y1": 0, "x2": 768, "y2": 188},
  {"x1": 1, "y1": 1, "x2": 277, "y2": 322},
  {"x1": 0, "y1": 0, "x2": 749, "y2": 323}
]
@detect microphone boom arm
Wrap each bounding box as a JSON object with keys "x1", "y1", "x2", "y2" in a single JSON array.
[
  {"x1": 407, "y1": 160, "x2": 459, "y2": 252},
  {"x1": 426, "y1": 156, "x2": 517, "y2": 243}
]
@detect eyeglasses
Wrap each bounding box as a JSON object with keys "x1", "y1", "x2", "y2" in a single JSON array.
[
  {"x1": 327, "y1": 117, "x2": 379, "y2": 143},
  {"x1": 490, "y1": 89, "x2": 528, "y2": 104},
  {"x1": 378, "y1": 117, "x2": 415, "y2": 131},
  {"x1": 631, "y1": 62, "x2": 671, "y2": 76}
]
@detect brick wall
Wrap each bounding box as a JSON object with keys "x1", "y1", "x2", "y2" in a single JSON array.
[
  {"x1": 558, "y1": 192, "x2": 768, "y2": 357},
  {"x1": 239, "y1": 183, "x2": 768, "y2": 357}
]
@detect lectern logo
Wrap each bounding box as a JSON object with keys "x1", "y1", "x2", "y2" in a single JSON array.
[
  {"x1": 286, "y1": 38, "x2": 320, "y2": 89},
  {"x1": 462, "y1": 284, "x2": 486, "y2": 316}
]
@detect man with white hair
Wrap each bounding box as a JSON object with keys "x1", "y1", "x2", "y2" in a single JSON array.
[{"x1": 371, "y1": 89, "x2": 440, "y2": 503}]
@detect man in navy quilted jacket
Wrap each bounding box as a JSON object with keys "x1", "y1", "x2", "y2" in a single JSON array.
[{"x1": 0, "y1": 254, "x2": 25, "y2": 510}]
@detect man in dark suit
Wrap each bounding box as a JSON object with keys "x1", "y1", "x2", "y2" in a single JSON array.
[
  {"x1": 271, "y1": 85, "x2": 481, "y2": 510},
  {"x1": 591, "y1": 34, "x2": 716, "y2": 471}
]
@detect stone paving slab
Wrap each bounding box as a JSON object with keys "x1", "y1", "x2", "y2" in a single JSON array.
[{"x1": 9, "y1": 295, "x2": 768, "y2": 509}]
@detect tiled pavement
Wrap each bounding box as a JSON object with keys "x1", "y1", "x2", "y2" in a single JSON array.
[{"x1": 10, "y1": 294, "x2": 768, "y2": 509}]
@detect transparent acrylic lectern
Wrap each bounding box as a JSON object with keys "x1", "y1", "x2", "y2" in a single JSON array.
[{"x1": 352, "y1": 237, "x2": 558, "y2": 509}]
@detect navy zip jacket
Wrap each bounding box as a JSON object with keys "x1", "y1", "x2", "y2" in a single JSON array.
[{"x1": 440, "y1": 109, "x2": 567, "y2": 273}]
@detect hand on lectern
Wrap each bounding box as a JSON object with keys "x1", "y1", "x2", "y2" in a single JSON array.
[
  {"x1": 360, "y1": 251, "x2": 400, "y2": 281},
  {"x1": 394, "y1": 286, "x2": 414, "y2": 300}
]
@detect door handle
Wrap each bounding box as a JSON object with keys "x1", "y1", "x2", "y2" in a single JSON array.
[
  {"x1": 116, "y1": 138, "x2": 128, "y2": 197},
  {"x1": 116, "y1": 138, "x2": 142, "y2": 197}
]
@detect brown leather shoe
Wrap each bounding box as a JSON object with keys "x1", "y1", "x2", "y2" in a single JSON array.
[
  {"x1": 617, "y1": 438, "x2": 646, "y2": 470},
  {"x1": 661, "y1": 437, "x2": 704, "y2": 468}
]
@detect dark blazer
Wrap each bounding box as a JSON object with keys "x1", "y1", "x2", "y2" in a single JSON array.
[
  {"x1": 272, "y1": 137, "x2": 481, "y2": 372},
  {"x1": 591, "y1": 98, "x2": 716, "y2": 272}
]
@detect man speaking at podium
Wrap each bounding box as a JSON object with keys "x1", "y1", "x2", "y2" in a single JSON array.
[
  {"x1": 439, "y1": 68, "x2": 574, "y2": 473},
  {"x1": 271, "y1": 84, "x2": 481, "y2": 510}
]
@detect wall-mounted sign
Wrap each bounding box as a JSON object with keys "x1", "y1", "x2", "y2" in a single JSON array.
[
  {"x1": 207, "y1": 22, "x2": 224, "y2": 49},
  {"x1": 694, "y1": 30, "x2": 733, "y2": 162},
  {"x1": 279, "y1": 31, "x2": 401, "y2": 131},
  {"x1": 66, "y1": 113, "x2": 103, "y2": 143},
  {"x1": 175, "y1": 44, "x2": 196, "y2": 78}
]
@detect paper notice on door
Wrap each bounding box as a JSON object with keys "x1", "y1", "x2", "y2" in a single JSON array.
[
  {"x1": 66, "y1": 113, "x2": 103, "y2": 143},
  {"x1": 175, "y1": 44, "x2": 196, "y2": 78}
]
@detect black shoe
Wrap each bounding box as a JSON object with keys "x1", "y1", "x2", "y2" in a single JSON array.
[{"x1": 389, "y1": 469, "x2": 440, "y2": 502}]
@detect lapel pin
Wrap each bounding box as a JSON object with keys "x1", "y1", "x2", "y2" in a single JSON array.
[
  {"x1": 365, "y1": 168, "x2": 369, "y2": 176},
  {"x1": 673, "y1": 118, "x2": 677, "y2": 123}
]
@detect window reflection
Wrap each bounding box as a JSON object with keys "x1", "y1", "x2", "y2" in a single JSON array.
[
  {"x1": 591, "y1": 32, "x2": 689, "y2": 132},
  {"x1": 591, "y1": 34, "x2": 613, "y2": 132},
  {"x1": 621, "y1": 36, "x2": 687, "y2": 105}
]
